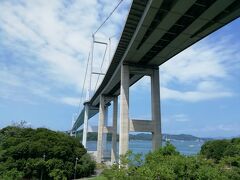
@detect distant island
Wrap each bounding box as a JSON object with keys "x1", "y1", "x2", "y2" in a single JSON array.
[
  {"x1": 75, "y1": 132, "x2": 212, "y2": 142},
  {"x1": 132, "y1": 133, "x2": 212, "y2": 142}
]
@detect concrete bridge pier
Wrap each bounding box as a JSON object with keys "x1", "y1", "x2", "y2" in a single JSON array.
[
  {"x1": 111, "y1": 96, "x2": 118, "y2": 164},
  {"x1": 82, "y1": 103, "x2": 89, "y2": 148},
  {"x1": 97, "y1": 64, "x2": 161, "y2": 163},
  {"x1": 97, "y1": 95, "x2": 105, "y2": 163},
  {"x1": 96, "y1": 95, "x2": 118, "y2": 164},
  {"x1": 151, "y1": 68, "x2": 162, "y2": 150},
  {"x1": 119, "y1": 63, "x2": 162, "y2": 160},
  {"x1": 119, "y1": 64, "x2": 130, "y2": 158},
  {"x1": 102, "y1": 105, "x2": 108, "y2": 159}
]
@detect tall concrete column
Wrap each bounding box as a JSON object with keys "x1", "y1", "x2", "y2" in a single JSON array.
[
  {"x1": 111, "y1": 96, "x2": 118, "y2": 164},
  {"x1": 97, "y1": 95, "x2": 105, "y2": 163},
  {"x1": 151, "y1": 68, "x2": 162, "y2": 150},
  {"x1": 82, "y1": 104, "x2": 89, "y2": 148},
  {"x1": 119, "y1": 64, "x2": 129, "y2": 158},
  {"x1": 102, "y1": 105, "x2": 108, "y2": 159}
]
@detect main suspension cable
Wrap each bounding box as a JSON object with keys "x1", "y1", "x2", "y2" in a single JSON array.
[
  {"x1": 77, "y1": 0, "x2": 123, "y2": 114},
  {"x1": 93, "y1": 0, "x2": 123, "y2": 35},
  {"x1": 78, "y1": 51, "x2": 90, "y2": 113},
  {"x1": 73, "y1": 1, "x2": 124, "y2": 130}
]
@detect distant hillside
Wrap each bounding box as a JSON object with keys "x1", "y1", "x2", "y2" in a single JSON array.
[
  {"x1": 130, "y1": 133, "x2": 211, "y2": 141},
  {"x1": 74, "y1": 132, "x2": 211, "y2": 142},
  {"x1": 162, "y1": 134, "x2": 211, "y2": 141}
]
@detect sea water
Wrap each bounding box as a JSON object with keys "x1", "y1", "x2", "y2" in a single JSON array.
[{"x1": 87, "y1": 140, "x2": 204, "y2": 158}]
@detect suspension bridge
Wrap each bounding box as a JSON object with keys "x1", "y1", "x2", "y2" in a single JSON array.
[{"x1": 71, "y1": 0, "x2": 240, "y2": 164}]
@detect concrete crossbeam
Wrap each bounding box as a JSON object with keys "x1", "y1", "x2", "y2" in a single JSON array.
[
  {"x1": 125, "y1": 62, "x2": 158, "y2": 76},
  {"x1": 129, "y1": 68, "x2": 153, "y2": 76},
  {"x1": 102, "y1": 95, "x2": 114, "y2": 102},
  {"x1": 103, "y1": 126, "x2": 113, "y2": 133},
  {"x1": 129, "y1": 119, "x2": 153, "y2": 132}
]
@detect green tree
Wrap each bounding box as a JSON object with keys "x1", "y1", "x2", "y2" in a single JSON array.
[
  {"x1": 0, "y1": 168, "x2": 24, "y2": 180},
  {"x1": 0, "y1": 125, "x2": 96, "y2": 179},
  {"x1": 49, "y1": 169, "x2": 67, "y2": 180},
  {"x1": 201, "y1": 138, "x2": 240, "y2": 161},
  {"x1": 200, "y1": 139, "x2": 230, "y2": 161}
]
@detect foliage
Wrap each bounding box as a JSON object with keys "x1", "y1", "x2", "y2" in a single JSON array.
[
  {"x1": 49, "y1": 169, "x2": 67, "y2": 180},
  {"x1": 0, "y1": 168, "x2": 24, "y2": 180},
  {"x1": 200, "y1": 138, "x2": 240, "y2": 161},
  {"x1": 0, "y1": 125, "x2": 96, "y2": 179},
  {"x1": 99, "y1": 140, "x2": 240, "y2": 180}
]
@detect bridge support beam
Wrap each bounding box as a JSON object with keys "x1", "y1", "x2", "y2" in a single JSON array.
[
  {"x1": 151, "y1": 68, "x2": 162, "y2": 150},
  {"x1": 97, "y1": 95, "x2": 105, "y2": 163},
  {"x1": 111, "y1": 96, "x2": 118, "y2": 164},
  {"x1": 82, "y1": 104, "x2": 89, "y2": 148},
  {"x1": 119, "y1": 64, "x2": 130, "y2": 158}
]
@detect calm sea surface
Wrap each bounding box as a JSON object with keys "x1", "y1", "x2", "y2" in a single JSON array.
[{"x1": 86, "y1": 140, "x2": 204, "y2": 157}]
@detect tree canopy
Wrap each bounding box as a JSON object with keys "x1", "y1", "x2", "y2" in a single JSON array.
[
  {"x1": 0, "y1": 125, "x2": 95, "y2": 179},
  {"x1": 200, "y1": 138, "x2": 240, "y2": 161},
  {"x1": 99, "y1": 140, "x2": 240, "y2": 180}
]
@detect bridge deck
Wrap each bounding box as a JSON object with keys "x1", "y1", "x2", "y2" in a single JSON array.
[{"x1": 73, "y1": 0, "x2": 240, "y2": 131}]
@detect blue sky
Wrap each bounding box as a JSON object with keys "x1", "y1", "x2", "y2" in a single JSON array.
[{"x1": 0, "y1": 0, "x2": 239, "y2": 138}]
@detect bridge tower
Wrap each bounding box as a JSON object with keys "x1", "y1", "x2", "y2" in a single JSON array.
[{"x1": 81, "y1": 34, "x2": 108, "y2": 149}]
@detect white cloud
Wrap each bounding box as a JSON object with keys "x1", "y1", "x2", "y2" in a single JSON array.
[
  {"x1": 160, "y1": 39, "x2": 239, "y2": 102},
  {"x1": 172, "y1": 114, "x2": 190, "y2": 122},
  {"x1": 0, "y1": 0, "x2": 239, "y2": 107},
  {"x1": 162, "y1": 36, "x2": 239, "y2": 81},
  {"x1": 132, "y1": 33, "x2": 239, "y2": 103},
  {"x1": 161, "y1": 46, "x2": 227, "y2": 85},
  {"x1": 161, "y1": 85, "x2": 233, "y2": 103},
  {"x1": 60, "y1": 97, "x2": 80, "y2": 107},
  {"x1": 191, "y1": 123, "x2": 240, "y2": 137},
  {"x1": 163, "y1": 114, "x2": 190, "y2": 123},
  {"x1": 159, "y1": 35, "x2": 239, "y2": 102},
  {"x1": 0, "y1": 0, "x2": 131, "y2": 106}
]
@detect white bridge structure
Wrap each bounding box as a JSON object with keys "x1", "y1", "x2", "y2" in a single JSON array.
[{"x1": 71, "y1": 0, "x2": 240, "y2": 164}]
